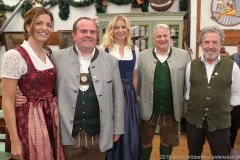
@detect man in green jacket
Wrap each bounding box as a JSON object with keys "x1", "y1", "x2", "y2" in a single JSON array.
[{"x1": 138, "y1": 24, "x2": 190, "y2": 160}]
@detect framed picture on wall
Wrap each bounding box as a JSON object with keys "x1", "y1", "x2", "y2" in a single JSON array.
[
  {"x1": 57, "y1": 30, "x2": 74, "y2": 49},
  {"x1": 4, "y1": 32, "x2": 25, "y2": 51}
]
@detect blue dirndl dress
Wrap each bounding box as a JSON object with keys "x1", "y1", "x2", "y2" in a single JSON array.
[{"x1": 105, "y1": 47, "x2": 141, "y2": 160}]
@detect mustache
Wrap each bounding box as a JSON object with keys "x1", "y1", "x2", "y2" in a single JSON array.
[
  {"x1": 205, "y1": 49, "x2": 217, "y2": 52},
  {"x1": 83, "y1": 38, "x2": 93, "y2": 41}
]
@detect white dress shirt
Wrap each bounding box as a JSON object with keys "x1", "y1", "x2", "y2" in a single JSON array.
[
  {"x1": 154, "y1": 46, "x2": 170, "y2": 63},
  {"x1": 76, "y1": 45, "x2": 95, "y2": 91}
]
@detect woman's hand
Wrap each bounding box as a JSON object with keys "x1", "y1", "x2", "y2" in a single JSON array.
[{"x1": 11, "y1": 139, "x2": 24, "y2": 160}]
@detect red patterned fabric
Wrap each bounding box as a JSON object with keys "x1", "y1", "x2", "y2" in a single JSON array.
[{"x1": 5, "y1": 46, "x2": 65, "y2": 160}]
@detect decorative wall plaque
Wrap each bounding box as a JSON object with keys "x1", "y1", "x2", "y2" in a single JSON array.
[
  {"x1": 211, "y1": 0, "x2": 240, "y2": 26},
  {"x1": 150, "y1": 0, "x2": 174, "y2": 12}
]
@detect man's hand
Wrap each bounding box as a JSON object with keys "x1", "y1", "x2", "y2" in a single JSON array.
[
  {"x1": 182, "y1": 108, "x2": 188, "y2": 118},
  {"x1": 15, "y1": 90, "x2": 27, "y2": 106},
  {"x1": 113, "y1": 135, "x2": 121, "y2": 142}
]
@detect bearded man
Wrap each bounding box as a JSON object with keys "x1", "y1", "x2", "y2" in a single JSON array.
[{"x1": 184, "y1": 26, "x2": 240, "y2": 159}]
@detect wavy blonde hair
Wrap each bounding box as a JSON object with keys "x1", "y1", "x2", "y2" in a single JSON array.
[{"x1": 101, "y1": 14, "x2": 133, "y2": 51}]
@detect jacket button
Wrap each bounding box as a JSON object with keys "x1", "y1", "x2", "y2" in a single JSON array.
[
  {"x1": 72, "y1": 105, "x2": 75, "y2": 109},
  {"x1": 207, "y1": 86, "x2": 211, "y2": 89},
  {"x1": 151, "y1": 92, "x2": 153, "y2": 94},
  {"x1": 74, "y1": 90, "x2": 77, "y2": 93},
  {"x1": 70, "y1": 120, "x2": 73, "y2": 123},
  {"x1": 151, "y1": 81, "x2": 153, "y2": 83},
  {"x1": 76, "y1": 74, "x2": 80, "y2": 78},
  {"x1": 206, "y1": 97, "x2": 210, "y2": 100},
  {"x1": 150, "y1": 102, "x2": 153, "y2": 104}
]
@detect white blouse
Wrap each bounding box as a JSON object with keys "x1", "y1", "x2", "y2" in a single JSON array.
[
  {"x1": 99, "y1": 44, "x2": 139, "y2": 69},
  {"x1": 1, "y1": 40, "x2": 54, "y2": 79}
]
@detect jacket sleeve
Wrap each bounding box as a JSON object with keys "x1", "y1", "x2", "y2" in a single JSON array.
[{"x1": 112, "y1": 59, "x2": 125, "y2": 135}]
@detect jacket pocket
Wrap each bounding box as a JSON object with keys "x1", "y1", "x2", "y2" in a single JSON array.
[{"x1": 107, "y1": 80, "x2": 112, "y2": 83}]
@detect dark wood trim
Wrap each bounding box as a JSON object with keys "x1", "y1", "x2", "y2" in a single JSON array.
[
  {"x1": 196, "y1": 0, "x2": 201, "y2": 58},
  {"x1": 0, "y1": 32, "x2": 59, "y2": 46},
  {"x1": 222, "y1": 30, "x2": 240, "y2": 46},
  {"x1": 44, "y1": 32, "x2": 59, "y2": 45}
]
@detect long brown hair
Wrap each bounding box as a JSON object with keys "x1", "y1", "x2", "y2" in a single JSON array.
[{"x1": 23, "y1": 7, "x2": 54, "y2": 40}]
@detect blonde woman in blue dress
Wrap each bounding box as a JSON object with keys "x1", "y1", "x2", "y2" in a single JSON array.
[{"x1": 99, "y1": 14, "x2": 141, "y2": 160}]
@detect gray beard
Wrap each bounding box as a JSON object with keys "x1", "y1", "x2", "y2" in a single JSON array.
[{"x1": 203, "y1": 51, "x2": 219, "y2": 61}]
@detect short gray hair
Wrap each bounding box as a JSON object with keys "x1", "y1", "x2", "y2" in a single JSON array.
[
  {"x1": 153, "y1": 24, "x2": 170, "y2": 34},
  {"x1": 198, "y1": 26, "x2": 225, "y2": 43}
]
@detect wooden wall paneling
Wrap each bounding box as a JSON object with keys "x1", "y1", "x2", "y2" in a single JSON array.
[
  {"x1": 44, "y1": 32, "x2": 59, "y2": 45},
  {"x1": 222, "y1": 30, "x2": 240, "y2": 46},
  {"x1": 0, "y1": 32, "x2": 59, "y2": 47},
  {"x1": 0, "y1": 33, "x2": 6, "y2": 46}
]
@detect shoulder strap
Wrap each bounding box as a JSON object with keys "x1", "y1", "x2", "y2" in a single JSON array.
[{"x1": 14, "y1": 46, "x2": 33, "y2": 68}]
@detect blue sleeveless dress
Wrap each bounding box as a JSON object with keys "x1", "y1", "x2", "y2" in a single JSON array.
[{"x1": 105, "y1": 47, "x2": 141, "y2": 160}]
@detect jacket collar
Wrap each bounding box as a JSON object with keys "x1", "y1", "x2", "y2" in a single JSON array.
[
  {"x1": 152, "y1": 46, "x2": 172, "y2": 60},
  {"x1": 73, "y1": 46, "x2": 99, "y2": 63}
]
